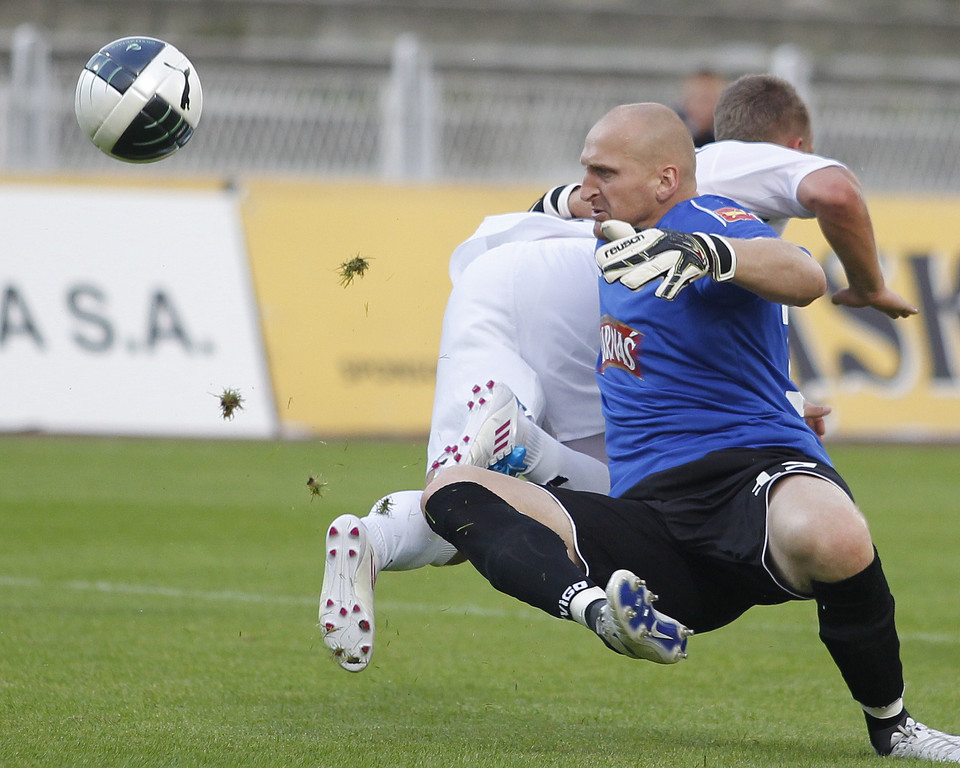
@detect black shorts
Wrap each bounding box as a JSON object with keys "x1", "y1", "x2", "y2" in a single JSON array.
[{"x1": 546, "y1": 447, "x2": 853, "y2": 633}]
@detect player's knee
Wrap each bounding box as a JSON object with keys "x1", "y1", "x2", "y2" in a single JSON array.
[
  {"x1": 422, "y1": 472, "x2": 498, "y2": 537},
  {"x1": 790, "y1": 516, "x2": 872, "y2": 577},
  {"x1": 769, "y1": 479, "x2": 874, "y2": 582},
  {"x1": 423, "y1": 465, "x2": 488, "y2": 507}
]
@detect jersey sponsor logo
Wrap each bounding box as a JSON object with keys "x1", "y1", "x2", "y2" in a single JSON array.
[
  {"x1": 715, "y1": 206, "x2": 760, "y2": 223},
  {"x1": 599, "y1": 314, "x2": 642, "y2": 377}
]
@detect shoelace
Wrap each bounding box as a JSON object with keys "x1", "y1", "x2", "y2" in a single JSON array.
[{"x1": 891, "y1": 721, "x2": 960, "y2": 760}]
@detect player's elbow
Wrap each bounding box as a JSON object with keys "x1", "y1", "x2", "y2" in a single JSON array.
[
  {"x1": 792, "y1": 288, "x2": 824, "y2": 308},
  {"x1": 772, "y1": 240, "x2": 827, "y2": 307},
  {"x1": 792, "y1": 262, "x2": 827, "y2": 307},
  {"x1": 767, "y1": 250, "x2": 827, "y2": 307}
]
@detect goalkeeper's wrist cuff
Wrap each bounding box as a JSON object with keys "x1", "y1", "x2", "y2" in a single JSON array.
[
  {"x1": 694, "y1": 232, "x2": 737, "y2": 282},
  {"x1": 529, "y1": 184, "x2": 580, "y2": 219}
]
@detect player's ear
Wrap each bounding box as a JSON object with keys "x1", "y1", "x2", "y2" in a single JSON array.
[
  {"x1": 656, "y1": 165, "x2": 681, "y2": 202},
  {"x1": 784, "y1": 135, "x2": 808, "y2": 152}
]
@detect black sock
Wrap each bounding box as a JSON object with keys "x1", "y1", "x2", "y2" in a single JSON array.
[
  {"x1": 811, "y1": 550, "x2": 905, "y2": 748},
  {"x1": 865, "y1": 709, "x2": 910, "y2": 756},
  {"x1": 585, "y1": 598, "x2": 605, "y2": 632},
  {"x1": 811, "y1": 551, "x2": 903, "y2": 707},
  {"x1": 424, "y1": 481, "x2": 594, "y2": 618}
]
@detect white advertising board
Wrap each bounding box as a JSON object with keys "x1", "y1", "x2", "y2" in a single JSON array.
[{"x1": 0, "y1": 183, "x2": 277, "y2": 438}]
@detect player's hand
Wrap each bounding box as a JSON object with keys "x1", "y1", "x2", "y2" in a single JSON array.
[
  {"x1": 596, "y1": 220, "x2": 737, "y2": 300},
  {"x1": 803, "y1": 401, "x2": 832, "y2": 440},
  {"x1": 830, "y1": 285, "x2": 918, "y2": 319}
]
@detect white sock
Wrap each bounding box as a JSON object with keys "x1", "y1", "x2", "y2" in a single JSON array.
[
  {"x1": 862, "y1": 698, "x2": 905, "y2": 720},
  {"x1": 519, "y1": 420, "x2": 610, "y2": 494},
  {"x1": 568, "y1": 586, "x2": 606, "y2": 628},
  {"x1": 361, "y1": 490, "x2": 458, "y2": 571}
]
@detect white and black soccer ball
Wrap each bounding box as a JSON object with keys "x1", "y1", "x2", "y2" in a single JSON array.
[{"x1": 75, "y1": 36, "x2": 202, "y2": 163}]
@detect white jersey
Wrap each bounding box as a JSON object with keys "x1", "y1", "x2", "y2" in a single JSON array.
[
  {"x1": 428, "y1": 214, "x2": 601, "y2": 466},
  {"x1": 695, "y1": 140, "x2": 844, "y2": 234}
]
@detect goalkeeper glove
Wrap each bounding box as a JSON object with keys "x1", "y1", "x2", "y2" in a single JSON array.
[{"x1": 596, "y1": 220, "x2": 737, "y2": 300}]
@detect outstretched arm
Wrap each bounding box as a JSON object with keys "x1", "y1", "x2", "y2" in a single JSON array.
[
  {"x1": 597, "y1": 221, "x2": 826, "y2": 307},
  {"x1": 535, "y1": 173, "x2": 918, "y2": 319},
  {"x1": 796, "y1": 166, "x2": 917, "y2": 318}
]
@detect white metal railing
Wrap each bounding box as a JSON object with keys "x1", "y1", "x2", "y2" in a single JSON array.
[{"x1": 4, "y1": 25, "x2": 960, "y2": 192}]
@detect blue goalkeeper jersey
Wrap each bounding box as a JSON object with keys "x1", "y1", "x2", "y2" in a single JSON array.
[{"x1": 597, "y1": 194, "x2": 832, "y2": 498}]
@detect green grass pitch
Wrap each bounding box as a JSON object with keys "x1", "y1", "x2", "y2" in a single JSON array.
[{"x1": 1, "y1": 435, "x2": 958, "y2": 767}]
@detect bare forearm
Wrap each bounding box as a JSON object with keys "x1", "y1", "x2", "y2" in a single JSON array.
[
  {"x1": 805, "y1": 177, "x2": 884, "y2": 293},
  {"x1": 729, "y1": 238, "x2": 826, "y2": 306}
]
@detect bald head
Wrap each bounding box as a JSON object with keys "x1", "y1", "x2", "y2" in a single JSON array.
[
  {"x1": 587, "y1": 103, "x2": 696, "y2": 177},
  {"x1": 579, "y1": 103, "x2": 698, "y2": 232}
]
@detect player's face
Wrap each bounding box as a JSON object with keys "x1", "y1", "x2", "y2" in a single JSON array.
[{"x1": 579, "y1": 124, "x2": 663, "y2": 237}]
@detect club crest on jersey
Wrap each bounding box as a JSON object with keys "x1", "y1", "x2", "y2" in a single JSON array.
[
  {"x1": 599, "y1": 315, "x2": 642, "y2": 377},
  {"x1": 715, "y1": 206, "x2": 759, "y2": 223}
]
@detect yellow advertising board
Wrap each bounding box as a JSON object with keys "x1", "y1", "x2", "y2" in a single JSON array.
[
  {"x1": 243, "y1": 181, "x2": 960, "y2": 442},
  {"x1": 240, "y1": 179, "x2": 541, "y2": 437}
]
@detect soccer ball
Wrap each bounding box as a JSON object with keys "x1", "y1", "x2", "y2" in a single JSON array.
[{"x1": 75, "y1": 36, "x2": 202, "y2": 163}]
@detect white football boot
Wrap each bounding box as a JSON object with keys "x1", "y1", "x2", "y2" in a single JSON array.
[
  {"x1": 601, "y1": 569, "x2": 692, "y2": 664},
  {"x1": 319, "y1": 514, "x2": 378, "y2": 672},
  {"x1": 886, "y1": 718, "x2": 960, "y2": 762},
  {"x1": 430, "y1": 380, "x2": 529, "y2": 476}
]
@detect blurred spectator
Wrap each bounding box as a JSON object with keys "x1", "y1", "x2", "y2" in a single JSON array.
[{"x1": 676, "y1": 69, "x2": 728, "y2": 147}]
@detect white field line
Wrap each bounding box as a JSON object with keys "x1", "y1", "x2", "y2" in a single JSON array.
[
  {"x1": 1, "y1": 574, "x2": 958, "y2": 646},
  {"x1": 0, "y1": 574, "x2": 527, "y2": 619}
]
